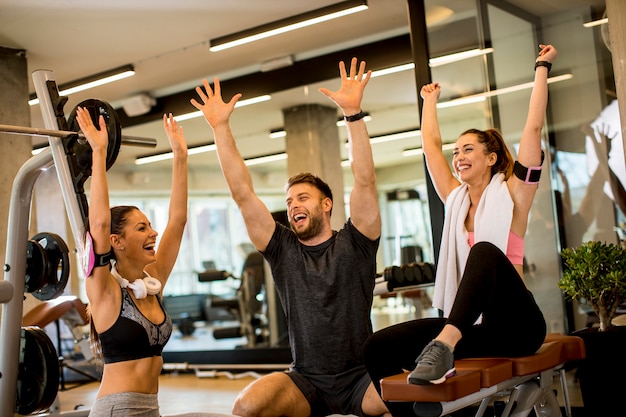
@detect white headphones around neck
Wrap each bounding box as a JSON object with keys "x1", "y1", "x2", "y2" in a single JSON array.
[{"x1": 111, "y1": 261, "x2": 161, "y2": 299}]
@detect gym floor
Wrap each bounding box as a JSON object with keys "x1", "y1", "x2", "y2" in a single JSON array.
[
  {"x1": 54, "y1": 303, "x2": 586, "y2": 415},
  {"x1": 56, "y1": 372, "x2": 251, "y2": 415},
  {"x1": 56, "y1": 368, "x2": 584, "y2": 415}
]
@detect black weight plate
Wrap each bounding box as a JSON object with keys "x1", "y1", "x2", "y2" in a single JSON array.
[
  {"x1": 401, "y1": 264, "x2": 415, "y2": 283},
  {"x1": 410, "y1": 262, "x2": 424, "y2": 284},
  {"x1": 67, "y1": 99, "x2": 122, "y2": 172},
  {"x1": 16, "y1": 327, "x2": 59, "y2": 415},
  {"x1": 383, "y1": 266, "x2": 393, "y2": 282},
  {"x1": 30, "y1": 232, "x2": 70, "y2": 301},
  {"x1": 25, "y1": 239, "x2": 48, "y2": 293},
  {"x1": 420, "y1": 262, "x2": 435, "y2": 283},
  {"x1": 391, "y1": 265, "x2": 404, "y2": 283}
]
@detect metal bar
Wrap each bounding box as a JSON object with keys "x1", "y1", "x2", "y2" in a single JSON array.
[
  {"x1": 0, "y1": 123, "x2": 157, "y2": 148},
  {"x1": 0, "y1": 123, "x2": 76, "y2": 138},
  {"x1": 33, "y1": 69, "x2": 88, "y2": 261},
  {"x1": 0, "y1": 149, "x2": 54, "y2": 417},
  {"x1": 119, "y1": 134, "x2": 158, "y2": 148}
]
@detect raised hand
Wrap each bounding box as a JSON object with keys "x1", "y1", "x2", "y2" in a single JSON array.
[
  {"x1": 319, "y1": 57, "x2": 371, "y2": 115},
  {"x1": 162, "y1": 113, "x2": 187, "y2": 156},
  {"x1": 537, "y1": 44, "x2": 557, "y2": 63},
  {"x1": 190, "y1": 77, "x2": 242, "y2": 129},
  {"x1": 420, "y1": 82, "x2": 441, "y2": 101},
  {"x1": 75, "y1": 107, "x2": 108, "y2": 153}
]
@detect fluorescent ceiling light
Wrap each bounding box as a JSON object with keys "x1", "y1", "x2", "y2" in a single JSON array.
[
  {"x1": 343, "y1": 129, "x2": 420, "y2": 149},
  {"x1": 371, "y1": 63, "x2": 415, "y2": 78},
  {"x1": 437, "y1": 96, "x2": 486, "y2": 109},
  {"x1": 429, "y1": 48, "x2": 494, "y2": 67},
  {"x1": 269, "y1": 113, "x2": 371, "y2": 138},
  {"x1": 135, "y1": 153, "x2": 174, "y2": 165},
  {"x1": 135, "y1": 142, "x2": 286, "y2": 167},
  {"x1": 583, "y1": 17, "x2": 608, "y2": 28},
  {"x1": 244, "y1": 152, "x2": 287, "y2": 166},
  {"x1": 210, "y1": 0, "x2": 368, "y2": 52},
  {"x1": 370, "y1": 129, "x2": 420, "y2": 145},
  {"x1": 135, "y1": 143, "x2": 217, "y2": 165},
  {"x1": 269, "y1": 129, "x2": 287, "y2": 139},
  {"x1": 29, "y1": 64, "x2": 135, "y2": 106},
  {"x1": 370, "y1": 48, "x2": 494, "y2": 78},
  {"x1": 174, "y1": 95, "x2": 271, "y2": 122},
  {"x1": 340, "y1": 128, "x2": 420, "y2": 165},
  {"x1": 403, "y1": 143, "x2": 456, "y2": 157},
  {"x1": 437, "y1": 73, "x2": 573, "y2": 109}
]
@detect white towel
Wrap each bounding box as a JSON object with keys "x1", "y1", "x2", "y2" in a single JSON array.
[{"x1": 432, "y1": 173, "x2": 513, "y2": 317}]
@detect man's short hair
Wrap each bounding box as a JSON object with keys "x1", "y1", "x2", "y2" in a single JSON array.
[{"x1": 286, "y1": 172, "x2": 333, "y2": 203}]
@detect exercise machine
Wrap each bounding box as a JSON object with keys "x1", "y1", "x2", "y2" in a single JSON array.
[
  {"x1": 203, "y1": 252, "x2": 270, "y2": 347},
  {"x1": 0, "y1": 70, "x2": 156, "y2": 416}
]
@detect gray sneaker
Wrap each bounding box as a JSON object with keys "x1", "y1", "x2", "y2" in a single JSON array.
[{"x1": 407, "y1": 340, "x2": 456, "y2": 385}]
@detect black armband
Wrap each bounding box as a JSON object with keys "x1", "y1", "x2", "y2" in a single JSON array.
[
  {"x1": 83, "y1": 231, "x2": 112, "y2": 277},
  {"x1": 94, "y1": 251, "x2": 113, "y2": 268},
  {"x1": 513, "y1": 151, "x2": 545, "y2": 184}
]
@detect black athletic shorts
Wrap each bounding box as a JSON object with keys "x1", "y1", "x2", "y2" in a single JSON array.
[{"x1": 286, "y1": 364, "x2": 372, "y2": 417}]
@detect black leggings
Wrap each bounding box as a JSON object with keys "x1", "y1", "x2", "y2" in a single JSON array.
[{"x1": 363, "y1": 242, "x2": 546, "y2": 416}]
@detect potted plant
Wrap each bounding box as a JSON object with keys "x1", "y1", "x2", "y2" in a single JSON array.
[
  {"x1": 559, "y1": 240, "x2": 626, "y2": 331},
  {"x1": 558, "y1": 240, "x2": 626, "y2": 415}
]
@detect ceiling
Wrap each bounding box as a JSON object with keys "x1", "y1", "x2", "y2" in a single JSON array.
[{"x1": 0, "y1": 0, "x2": 607, "y2": 191}]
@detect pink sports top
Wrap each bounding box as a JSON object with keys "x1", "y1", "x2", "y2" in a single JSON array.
[{"x1": 467, "y1": 231, "x2": 524, "y2": 265}]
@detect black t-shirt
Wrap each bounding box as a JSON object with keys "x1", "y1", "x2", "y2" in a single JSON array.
[{"x1": 262, "y1": 219, "x2": 380, "y2": 375}]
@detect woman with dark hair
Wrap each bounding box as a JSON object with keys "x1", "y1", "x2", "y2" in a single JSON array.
[
  {"x1": 76, "y1": 109, "x2": 229, "y2": 417},
  {"x1": 363, "y1": 44, "x2": 557, "y2": 417}
]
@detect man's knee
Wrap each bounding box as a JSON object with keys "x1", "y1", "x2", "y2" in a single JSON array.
[
  {"x1": 232, "y1": 388, "x2": 259, "y2": 417},
  {"x1": 232, "y1": 372, "x2": 309, "y2": 417},
  {"x1": 361, "y1": 382, "x2": 388, "y2": 417}
]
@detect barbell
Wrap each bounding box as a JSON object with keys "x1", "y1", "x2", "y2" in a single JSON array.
[
  {"x1": 0, "y1": 98, "x2": 156, "y2": 172},
  {"x1": 0, "y1": 123, "x2": 154, "y2": 146}
]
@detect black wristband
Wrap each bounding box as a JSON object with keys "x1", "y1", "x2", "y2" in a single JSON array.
[
  {"x1": 344, "y1": 110, "x2": 366, "y2": 123},
  {"x1": 534, "y1": 61, "x2": 552, "y2": 73}
]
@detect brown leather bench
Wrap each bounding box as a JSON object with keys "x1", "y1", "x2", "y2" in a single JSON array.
[{"x1": 380, "y1": 333, "x2": 585, "y2": 417}]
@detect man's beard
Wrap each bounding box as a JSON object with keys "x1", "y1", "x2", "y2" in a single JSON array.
[{"x1": 291, "y1": 210, "x2": 324, "y2": 241}]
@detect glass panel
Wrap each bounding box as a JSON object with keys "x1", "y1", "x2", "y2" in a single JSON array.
[{"x1": 486, "y1": 3, "x2": 567, "y2": 334}]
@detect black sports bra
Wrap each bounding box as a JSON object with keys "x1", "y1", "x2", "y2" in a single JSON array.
[{"x1": 99, "y1": 287, "x2": 172, "y2": 364}]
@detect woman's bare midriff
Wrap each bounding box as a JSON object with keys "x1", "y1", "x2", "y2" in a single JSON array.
[{"x1": 97, "y1": 356, "x2": 164, "y2": 397}]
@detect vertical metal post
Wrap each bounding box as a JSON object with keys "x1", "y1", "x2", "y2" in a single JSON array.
[
  {"x1": 0, "y1": 150, "x2": 53, "y2": 416},
  {"x1": 405, "y1": 0, "x2": 444, "y2": 264}
]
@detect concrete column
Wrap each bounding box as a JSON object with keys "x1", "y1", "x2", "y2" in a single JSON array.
[
  {"x1": 606, "y1": 0, "x2": 626, "y2": 167},
  {"x1": 283, "y1": 104, "x2": 346, "y2": 229},
  {"x1": 0, "y1": 46, "x2": 32, "y2": 288}
]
